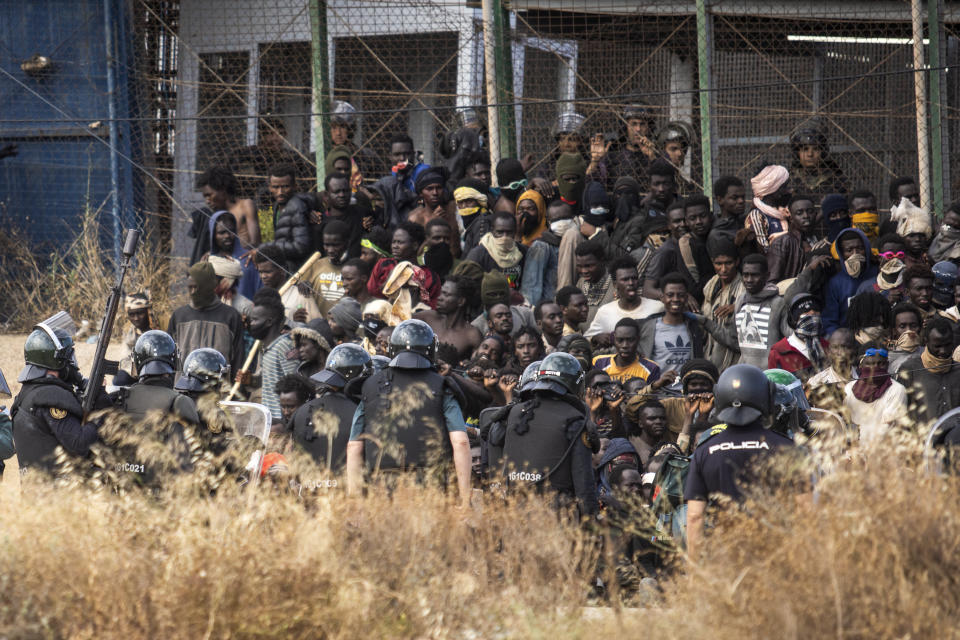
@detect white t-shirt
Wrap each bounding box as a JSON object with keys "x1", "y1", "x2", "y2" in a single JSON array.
[{"x1": 584, "y1": 297, "x2": 665, "y2": 337}]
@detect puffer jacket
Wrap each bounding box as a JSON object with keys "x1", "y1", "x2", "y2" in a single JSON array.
[{"x1": 272, "y1": 194, "x2": 313, "y2": 270}]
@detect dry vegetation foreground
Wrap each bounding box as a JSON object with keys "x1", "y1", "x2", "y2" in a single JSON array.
[{"x1": 2, "y1": 331, "x2": 960, "y2": 638}]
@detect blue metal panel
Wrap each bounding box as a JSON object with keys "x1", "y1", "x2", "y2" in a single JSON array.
[{"x1": 0, "y1": 0, "x2": 138, "y2": 253}]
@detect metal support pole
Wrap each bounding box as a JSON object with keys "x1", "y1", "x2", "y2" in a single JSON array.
[
  {"x1": 482, "y1": 0, "x2": 501, "y2": 184},
  {"x1": 310, "y1": 0, "x2": 331, "y2": 190},
  {"x1": 492, "y1": 1, "x2": 516, "y2": 159},
  {"x1": 928, "y1": 0, "x2": 946, "y2": 216},
  {"x1": 103, "y1": 0, "x2": 123, "y2": 266},
  {"x1": 912, "y1": 0, "x2": 931, "y2": 210},
  {"x1": 695, "y1": 0, "x2": 715, "y2": 202}
]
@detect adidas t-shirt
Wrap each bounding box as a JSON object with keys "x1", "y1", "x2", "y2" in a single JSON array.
[{"x1": 651, "y1": 318, "x2": 692, "y2": 375}]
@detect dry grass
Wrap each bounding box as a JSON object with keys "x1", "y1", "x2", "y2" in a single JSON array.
[
  {"x1": 0, "y1": 205, "x2": 180, "y2": 333},
  {"x1": 1, "y1": 426, "x2": 959, "y2": 638}
]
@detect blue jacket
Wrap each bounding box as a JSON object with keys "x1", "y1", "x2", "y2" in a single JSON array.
[{"x1": 823, "y1": 227, "x2": 878, "y2": 335}]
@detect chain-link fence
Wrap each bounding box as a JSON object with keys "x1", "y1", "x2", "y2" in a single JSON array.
[{"x1": 1, "y1": 0, "x2": 958, "y2": 261}]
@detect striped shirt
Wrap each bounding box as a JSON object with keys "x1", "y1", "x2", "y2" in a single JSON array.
[
  {"x1": 735, "y1": 302, "x2": 772, "y2": 368},
  {"x1": 261, "y1": 333, "x2": 300, "y2": 420}
]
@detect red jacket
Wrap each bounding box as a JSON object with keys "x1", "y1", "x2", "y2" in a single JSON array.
[{"x1": 768, "y1": 336, "x2": 829, "y2": 377}]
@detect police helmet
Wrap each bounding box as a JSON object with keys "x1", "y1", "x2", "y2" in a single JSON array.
[
  {"x1": 370, "y1": 355, "x2": 391, "y2": 372},
  {"x1": 20, "y1": 324, "x2": 78, "y2": 382},
  {"x1": 656, "y1": 120, "x2": 693, "y2": 149},
  {"x1": 174, "y1": 348, "x2": 228, "y2": 392},
  {"x1": 133, "y1": 330, "x2": 179, "y2": 376},
  {"x1": 331, "y1": 100, "x2": 356, "y2": 127},
  {"x1": 932, "y1": 261, "x2": 959, "y2": 309},
  {"x1": 790, "y1": 124, "x2": 828, "y2": 153},
  {"x1": 533, "y1": 352, "x2": 584, "y2": 397},
  {"x1": 519, "y1": 360, "x2": 542, "y2": 393},
  {"x1": 551, "y1": 111, "x2": 586, "y2": 139},
  {"x1": 388, "y1": 319, "x2": 437, "y2": 369},
  {"x1": 714, "y1": 364, "x2": 775, "y2": 427},
  {"x1": 311, "y1": 343, "x2": 372, "y2": 388}
]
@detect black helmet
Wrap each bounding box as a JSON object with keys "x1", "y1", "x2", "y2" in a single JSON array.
[
  {"x1": 932, "y1": 261, "x2": 959, "y2": 309},
  {"x1": 519, "y1": 360, "x2": 542, "y2": 392},
  {"x1": 533, "y1": 352, "x2": 584, "y2": 397},
  {"x1": 133, "y1": 330, "x2": 178, "y2": 376},
  {"x1": 714, "y1": 364, "x2": 774, "y2": 427},
  {"x1": 174, "y1": 348, "x2": 228, "y2": 392},
  {"x1": 388, "y1": 319, "x2": 437, "y2": 369},
  {"x1": 790, "y1": 124, "x2": 828, "y2": 152},
  {"x1": 370, "y1": 355, "x2": 390, "y2": 372},
  {"x1": 20, "y1": 324, "x2": 77, "y2": 381},
  {"x1": 311, "y1": 343, "x2": 372, "y2": 388}
]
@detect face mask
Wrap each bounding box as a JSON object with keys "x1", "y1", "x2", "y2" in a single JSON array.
[
  {"x1": 895, "y1": 330, "x2": 921, "y2": 351},
  {"x1": 458, "y1": 206, "x2": 480, "y2": 218},
  {"x1": 855, "y1": 326, "x2": 886, "y2": 344},
  {"x1": 844, "y1": 254, "x2": 866, "y2": 278},
  {"x1": 550, "y1": 219, "x2": 577, "y2": 236},
  {"x1": 859, "y1": 363, "x2": 888, "y2": 382},
  {"x1": 557, "y1": 175, "x2": 584, "y2": 203},
  {"x1": 494, "y1": 235, "x2": 516, "y2": 251},
  {"x1": 795, "y1": 314, "x2": 822, "y2": 338}
]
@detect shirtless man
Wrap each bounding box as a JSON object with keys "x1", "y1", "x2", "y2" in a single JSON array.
[
  {"x1": 414, "y1": 276, "x2": 483, "y2": 361},
  {"x1": 197, "y1": 166, "x2": 260, "y2": 250}
]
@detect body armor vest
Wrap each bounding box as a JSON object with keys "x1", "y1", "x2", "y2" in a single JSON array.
[
  {"x1": 360, "y1": 367, "x2": 451, "y2": 472},
  {"x1": 501, "y1": 394, "x2": 586, "y2": 494},
  {"x1": 292, "y1": 391, "x2": 357, "y2": 470}
]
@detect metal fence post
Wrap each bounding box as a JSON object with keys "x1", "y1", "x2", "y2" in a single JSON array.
[
  {"x1": 103, "y1": 0, "x2": 123, "y2": 266},
  {"x1": 912, "y1": 0, "x2": 931, "y2": 211},
  {"x1": 482, "y1": 0, "x2": 502, "y2": 183},
  {"x1": 310, "y1": 0, "x2": 331, "y2": 190},
  {"x1": 695, "y1": 0, "x2": 715, "y2": 202},
  {"x1": 493, "y1": 1, "x2": 517, "y2": 159},
  {"x1": 929, "y1": 0, "x2": 946, "y2": 216}
]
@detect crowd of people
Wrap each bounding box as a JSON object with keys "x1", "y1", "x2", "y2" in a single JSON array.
[{"x1": 5, "y1": 103, "x2": 960, "y2": 586}]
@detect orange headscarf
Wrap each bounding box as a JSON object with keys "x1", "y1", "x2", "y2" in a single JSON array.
[{"x1": 517, "y1": 189, "x2": 547, "y2": 246}]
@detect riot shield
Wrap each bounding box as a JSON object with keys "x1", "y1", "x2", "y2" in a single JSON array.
[
  {"x1": 923, "y1": 407, "x2": 960, "y2": 474},
  {"x1": 218, "y1": 401, "x2": 271, "y2": 486},
  {"x1": 0, "y1": 366, "x2": 10, "y2": 399}
]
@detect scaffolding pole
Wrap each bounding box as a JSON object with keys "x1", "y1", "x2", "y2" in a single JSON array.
[{"x1": 310, "y1": 0, "x2": 332, "y2": 190}]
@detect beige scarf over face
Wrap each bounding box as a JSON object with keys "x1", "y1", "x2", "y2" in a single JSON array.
[{"x1": 478, "y1": 232, "x2": 522, "y2": 269}]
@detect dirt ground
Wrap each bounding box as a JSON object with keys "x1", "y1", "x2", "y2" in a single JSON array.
[{"x1": 1, "y1": 334, "x2": 123, "y2": 493}]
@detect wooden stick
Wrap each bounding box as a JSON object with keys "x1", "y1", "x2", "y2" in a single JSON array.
[{"x1": 225, "y1": 252, "x2": 324, "y2": 400}]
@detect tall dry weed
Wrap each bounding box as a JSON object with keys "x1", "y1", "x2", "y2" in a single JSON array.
[{"x1": 0, "y1": 204, "x2": 177, "y2": 332}]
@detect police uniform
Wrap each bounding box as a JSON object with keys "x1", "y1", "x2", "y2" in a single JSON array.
[
  {"x1": 683, "y1": 422, "x2": 794, "y2": 503},
  {"x1": 292, "y1": 390, "x2": 356, "y2": 470},
  {"x1": 682, "y1": 364, "x2": 798, "y2": 505},
  {"x1": 11, "y1": 324, "x2": 100, "y2": 474},
  {"x1": 349, "y1": 320, "x2": 467, "y2": 479},
  {"x1": 499, "y1": 352, "x2": 599, "y2": 515},
  {"x1": 11, "y1": 375, "x2": 98, "y2": 474}
]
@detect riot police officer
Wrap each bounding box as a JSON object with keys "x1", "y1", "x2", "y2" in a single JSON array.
[
  {"x1": 683, "y1": 364, "x2": 799, "y2": 559},
  {"x1": 10, "y1": 323, "x2": 102, "y2": 474},
  {"x1": 174, "y1": 347, "x2": 231, "y2": 451},
  {"x1": 102, "y1": 330, "x2": 199, "y2": 486},
  {"x1": 292, "y1": 343, "x2": 371, "y2": 471},
  {"x1": 122, "y1": 330, "x2": 199, "y2": 426},
  {"x1": 480, "y1": 359, "x2": 540, "y2": 480},
  {"x1": 345, "y1": 319, "x2": 473, "y2": 507},
  {"x1": 499, "y1": 352, "x2": 599, "y2": 516}
]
